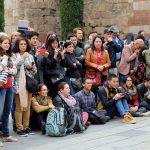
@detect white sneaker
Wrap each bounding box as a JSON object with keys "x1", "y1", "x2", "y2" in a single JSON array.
[
  {"x1": 0, "y1": 141, "x2": 4, "y2": 147},
  {"x1": 142, "y1": 111, "x2": 150, "y2": 117}
]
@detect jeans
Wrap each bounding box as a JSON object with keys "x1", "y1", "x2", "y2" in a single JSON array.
[
  {"x1": 119, "y1": 73, "x2": 126, "y2": 85},
  {"x1": 11, "y1": 99, "x2": 16, "y2": 128},
  {"x1": 116, "y1": 98, "x2": 130, "y2": 117},
  {"x1": 0, "y1": 88, "x2": 14, "y2": 137},
  {"x1": 66, "y1": 77, "x2": 76, "y2": 96},
  {"x1": 108, "y1": 68, "x2": 118, "y2": 76}
]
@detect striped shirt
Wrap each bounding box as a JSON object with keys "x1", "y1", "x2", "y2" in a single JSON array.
[{"x1": 0, "y1": 71, "x2": 8, "y2": 84}]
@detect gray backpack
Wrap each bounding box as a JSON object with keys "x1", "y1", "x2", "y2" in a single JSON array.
[{"x1": 46, "y1": 107, "x2": 66, "y2": 137}]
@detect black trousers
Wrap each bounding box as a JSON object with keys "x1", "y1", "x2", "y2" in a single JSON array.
[
  {"x1": 30, "y1": 111, "x2": 48, "y2": 130},
  {"x1": 139, "y1": 101, "x2": 150, "y2": 111}
]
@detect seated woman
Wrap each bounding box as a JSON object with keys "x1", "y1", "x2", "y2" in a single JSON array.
[
  {"x1": 30, "y1": 84, "x2": 54, "y2": 134},
  {"x1": 123, "y1": 75, "x2": 145, "y2": 117},
  {"x1": 53, "y1": 82, "x2": 88, "y2": 133}
]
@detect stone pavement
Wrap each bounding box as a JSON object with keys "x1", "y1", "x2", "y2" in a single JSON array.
[{"x1": 1, "y1": 117, "x2": 150, "y2": 150}]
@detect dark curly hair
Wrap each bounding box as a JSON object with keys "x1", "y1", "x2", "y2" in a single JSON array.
[{"x1": 12, "y1": 38, "x2": 31, "y2": 53}]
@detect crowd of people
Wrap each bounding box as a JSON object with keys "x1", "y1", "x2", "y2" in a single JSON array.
[{"x1": 0, "y1": 26, "x2": 150, "y2": 147}]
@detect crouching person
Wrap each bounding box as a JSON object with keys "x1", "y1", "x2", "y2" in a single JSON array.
[
  {"x1": 137, "y1": 77, "x2": 150, "y2": 116},
  {"x1": 97, "y1": 74, "x2": 136, "y2": 124},
  {"x1": 53, "y1": 82, "x2": 88, "y2": 134},
  {"x1": 30, "y1": 84, "x2": 54, "y2": 134},
  {"x1": 74, "y1": 78, "x2": 110, "y2": 125}
]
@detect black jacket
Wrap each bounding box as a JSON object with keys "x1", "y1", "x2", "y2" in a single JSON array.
[
  {"x1": 98, "y1": 86, "x2": 117, "y2": 109},
  {"x1": 106, "y1": 40, "x2": 122, "y2": 68},
  {"x1": 137, "y1": 83, "x2": 149, "y2": 103},
  {"x1": 64, "y1": 52, "x2": 81, "y2": 78},
  {"x1": 43, "y1": 53, "x2": 66, "y2": 77},
  {"x1": 74, "y1": 46, "x2": 85, "y2": 64}
]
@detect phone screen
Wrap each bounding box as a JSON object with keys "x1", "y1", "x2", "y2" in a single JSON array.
[{"x1": 39, "y1": 49, "x2": 46, "y2": 55}]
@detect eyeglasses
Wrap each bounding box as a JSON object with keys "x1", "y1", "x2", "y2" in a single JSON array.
[
  {"x1": 40, "y1": 89, "x2": 49, "y2": 92},
  {"x1": 19, "y1": 43, "x2": 27, "y2": 45},
  {"x1": 85, "y1": 82, "x2": 93, "y2": 84}
]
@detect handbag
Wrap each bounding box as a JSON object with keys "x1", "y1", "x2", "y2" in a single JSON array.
[
  {"x1": 26, "y1": 75, "x2": 38, "y2": 93},
  {"x1": 50, "y1": 73, "x2": 65, "y2": 85},
  {"x1": 71, "y1": 77, "x2": 82, "y2": 92},
  {"x1": 85, "y1": 71, "x2": 101, "y2": 89}
]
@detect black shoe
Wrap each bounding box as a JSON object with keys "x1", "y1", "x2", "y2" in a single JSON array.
[
  {"x1": 106, "y1": 116, "x2": 111, "y2": 122},
  {"x1": 66, "y1": 129, "x2": 74, "y2": 135},
  {"x1": 41, "y1": 125, "x2": 46, "y2": 135},
  {"x1": 13, "y1": 124, "x2": 17, "y2": 132},
  {"x1": 0, "y1": 131, "x2": 3, "y2": 138},
  {"x1": 17, "y1": 130, "x2": 28, "y2": 137},
  {"x1": 24, "y1": 128, "x2": 35, "y2": 135},
  {"x1": 131, "y1": 111, "x2": 144, "y2": 117}
]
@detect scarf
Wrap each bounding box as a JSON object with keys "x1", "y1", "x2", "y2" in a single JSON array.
[
  {"x1": 36, "y1": 95, "x2": 48, "y2": 106},
  {"x1": 18, "y1": 63, "x2": 28, "y2": 108},
  {"x1": 126, "y1": 87, "x2": 137, "y2": 96},
  {"x1": 58, "y1": 91, "x2": 76, "y2": 107},
  {"x1": 95, "y1": 49, "x2": 102, "y2": 65}
]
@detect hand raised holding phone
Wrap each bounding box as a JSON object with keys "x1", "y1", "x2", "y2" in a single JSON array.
[{"x1": 54, "y1": 49, "x2": 59, "y2": 59}]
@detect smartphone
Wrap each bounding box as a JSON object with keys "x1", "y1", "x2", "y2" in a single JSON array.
[{"x1": 38, "y1": 49, "x2": 46, "y2": 55}]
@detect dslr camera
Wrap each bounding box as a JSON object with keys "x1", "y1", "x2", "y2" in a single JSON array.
[{"x1": 117, "y1": 86, "x2": 127, "y2": 95}]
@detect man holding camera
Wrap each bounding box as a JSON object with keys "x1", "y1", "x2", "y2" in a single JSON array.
[{"x1": 97, "y1": 74, "x2": 136, "y2": 124}]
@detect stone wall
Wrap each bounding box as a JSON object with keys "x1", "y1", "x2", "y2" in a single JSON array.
[
  {"x1": 4, "y1": 0, "x2": 150, "y2": 38},
  {"x1": 4, "y1": 0, "x2": 60, "y2": 40}
]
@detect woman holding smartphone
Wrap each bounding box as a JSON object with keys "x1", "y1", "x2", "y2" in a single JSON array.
[{"x1": 43, "y1": 36, "x2": 66, "y2": 99}]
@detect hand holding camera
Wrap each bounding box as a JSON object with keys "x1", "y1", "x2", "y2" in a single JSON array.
[
  {"x1": 54, "y1": 49, "x2": 59, "y2": 59},
  {"x1": 107, "y1": 37, "x2": 113, "y2": 42},
  {"x1": 113, "y1": 93, "x2": 124, "y2": 100}
]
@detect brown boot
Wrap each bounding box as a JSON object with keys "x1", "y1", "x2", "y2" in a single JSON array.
[{"x1": 123, "y1": 114, "x2": 136, "y2": 124}]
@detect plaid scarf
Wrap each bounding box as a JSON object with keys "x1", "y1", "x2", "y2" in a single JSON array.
[{"x1": 58, "y1": 91, "x2": 76, "y2": 107}]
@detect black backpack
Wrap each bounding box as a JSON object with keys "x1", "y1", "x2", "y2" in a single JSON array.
[
  {"x1": 66, "y1": 106, "x2": 85, "y2": 134},
  {"x1": 85, "y1": 108, "x2": 108, "y2": 124}
]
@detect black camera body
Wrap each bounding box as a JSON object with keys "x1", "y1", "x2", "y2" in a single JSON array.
[{"x1": 117, "y1": 86, "x2": 127, "y2": 96}]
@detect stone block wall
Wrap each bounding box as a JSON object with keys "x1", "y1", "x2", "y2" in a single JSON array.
[{"x1": 4, "y1": 0, "x2": 150, "y2": 38}]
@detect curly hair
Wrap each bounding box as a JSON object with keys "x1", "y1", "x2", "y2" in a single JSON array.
[{"x1": 12, "y1": 38, "x2": 31, "y2": 53}]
